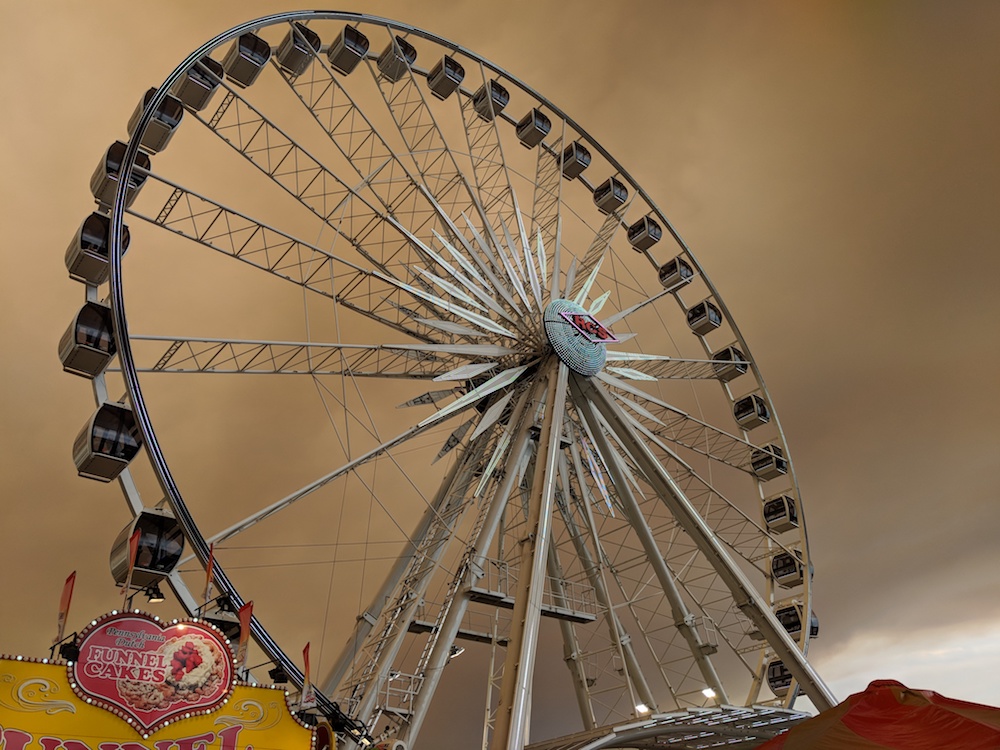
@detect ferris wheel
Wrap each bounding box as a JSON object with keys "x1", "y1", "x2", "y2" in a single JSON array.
[{"x1": 60, "y1": 11, "x2": 835, "y2": 750}]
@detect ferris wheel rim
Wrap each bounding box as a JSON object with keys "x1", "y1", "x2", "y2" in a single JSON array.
[{"x1": 97, "y1": 9, "x2": 830, "y2": 743}]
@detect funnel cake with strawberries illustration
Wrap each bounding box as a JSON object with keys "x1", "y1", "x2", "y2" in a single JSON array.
[{"x1": 116, "y1": 634, "x2": 228, "y2": 711}]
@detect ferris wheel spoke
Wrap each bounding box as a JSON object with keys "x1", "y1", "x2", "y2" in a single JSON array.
[
  {"x1": 417, "y1": 363, "x2": 533, "y2": 427},
  {"x1": 191, "y1": 79, "x2": 480, "y2": 328},
  {"x1": 362, "y1": 30, "x2": 486, "y2": 234},
  {"x1": 406, "y1": 229, "x2": 516, "y2": 324},
  {"x1": 601, "y1": 287, "x2": 679, "y2": 328},
  {"x1": 471, "y1": 213, "x2": 532, "y2": 313},
  {"x1": 360, "y1": 197, "x2": 526, "y2": 337},
  {"x1": 271, "y1": 32, "x2": 407, "y2": 209},
  {"x1": 121, "y1": 336, "x2": 514, "y2": 377},
  {"x1": 353, "y1": 28, "x2": 508, "y2": 283},
  {"x1": 273, "y1": 24, "x2": 532, "y2": 332},
  {"x1": 530, "y1": 126, "x2": 565, "y2": 300},
  {"x1": 128, "y1": 173, "x2": 455, "y2": 343},
  {"x1": 568, "y1": 207, "x2": 631, "y2": 303},
  {"x1": 175, "y1": 392, "x2": 488, "y2": 557},
  {"x1": 515, "y1": 191, "x2": 548, "y2": 310},
  {"x1": 603, "y1": 352, "x2": 736, "y2": 381},
  {"x1": 378, "y1": 272, "x2": 519, "y2": 340},
  {"x1": 457, "y1": 64, "x2": 521, "y2": 240},
  {"x1": 197, "y1": 87, "x2": 359, "y2": 238},
  {"x1": 271, "y1": 30, "x2": 513, "y2": 326},
  {"x1": 431, "y1": 224, "x2": 521, "y2": 316},
  {"x1": 499, "y1": 214, "x2": 542, "y2": 311},
  {"x1": 599, "y1": 372, "x2": 779, "y2": 475}
]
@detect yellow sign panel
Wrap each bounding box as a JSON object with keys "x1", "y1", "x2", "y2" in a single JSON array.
[{"x1": 0, "y1": 657, "x2": 315, "y2": 750}]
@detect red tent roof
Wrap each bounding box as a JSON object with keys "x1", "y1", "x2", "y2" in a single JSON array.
[{"x1": 758, "y1": 680, "x2": 1000, "y2": 749}]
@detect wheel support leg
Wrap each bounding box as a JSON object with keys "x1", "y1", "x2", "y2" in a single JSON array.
[
  {"x1": 401, "y1": 384, "x2": 540, "y2": 746},
  {"x1": 556, "y1": 449, "x2": 660, "y2": 714},
  {"x1": 545, "y1": 541, "x2": 596, "y2": 729},
  {"x1": 571, "y1": 373, "x2": 836, "y2": 712},
  {"x1": 491, "y1": 361, "x2": 569, "y2": 750},
  {"x1": 575, "y1": 395, "x2": 729, "y2": 705}
]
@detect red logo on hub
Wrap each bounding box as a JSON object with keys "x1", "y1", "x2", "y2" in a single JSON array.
[{"x1": 560, "y1": 311, "x2": 618, "y2": 343}]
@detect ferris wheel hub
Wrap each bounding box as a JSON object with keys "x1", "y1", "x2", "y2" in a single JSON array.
[{"x1": 542, "y1": 299, "x2": 616, "y2": 377}]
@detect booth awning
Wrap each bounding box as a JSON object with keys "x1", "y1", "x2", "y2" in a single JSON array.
[{"x1": 758, "y1": 679, "x2": 1000, "y2": 749}]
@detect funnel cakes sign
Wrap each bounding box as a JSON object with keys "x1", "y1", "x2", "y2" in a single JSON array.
[
  {"x1": 0, "y1": 654, "x2": 315, "y2": 749},
  {"x1": 71, "y1": 611, "x2": 234, "y2": 732}
]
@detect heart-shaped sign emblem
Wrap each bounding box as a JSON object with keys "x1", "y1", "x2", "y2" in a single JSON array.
[{"x1": 71, "y1": 611, "x2": 235, "y2": 734}]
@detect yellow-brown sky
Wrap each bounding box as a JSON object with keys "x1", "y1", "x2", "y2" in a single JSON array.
[{"x1": 2, "y1": 0, "x2": 1000, "y2": 743}]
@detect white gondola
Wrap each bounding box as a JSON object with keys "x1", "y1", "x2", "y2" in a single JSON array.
[
  {"x1": 734, "y1": 394, "x2": 770, "y2": 429},
  {"x1": 472, "y1": 79, "x2": 510, "y2": 121},
  {"x1": 169, "y1": 56, "x2": 224, "y2": 111},
  {"x1": 686, "y1": 299, "x2": 722, "y2": 335},
  {"x1": 221, "y1": 32, "x2": 271, "y2": 88},
  {"x1": 427, "y1": 55, "x2": 464, "y2": 99},
  {"x1": 275, "y1": 22, "x2": 321, "y2": 77},
  {"x1": 762, "y1": 494, "x2": 799, "y2": 533},
  {"x1": 560, "y1": 141, "x2": 591, "y2": 179},
  {"x1": 90, "y1": 141, "x2": 151, "y2": 209},
  {"x1": 73, "y1": 402, "x2": 142, "y2": 482},
  {"x1": 712, "y1": 345, "x2": 748, "y2": 382},
  {"x1": 515, "y1": 108, "x2": 551, "y2": 148},
  {"x1": 110, "y1": 507, "x2": 185, "y2": 588},
  {"x1": 658, "y1": 256, "x2": 694, "y2": 291},
  {"x1": 65, "y1": 212, "x2": 132, "y2": 286},
  {"x1": 328, "y1": 25, "x2": 370, "y2": 75},
  {"x1": 766, "y1": 658, "x2": 793, "y2": 697},
  {"x1": 59, "y1": 301, "x2": 116, "y2": 378},
  {"x1": 751, "y1": 444, "x2": 788, "y2": 480},
  {"x1": 377, "y1": 35, "x2": 417, "y2": 83},
  {"x1": 593, "y1": 177, "x2": 628, "y2": 214},
  {"x1": 627, "y1": 215, "x2": 662, "y2": 251},
  {"x1": 126, "y1": 87, "x2": 184, "y2": 154},
  {"x1": 775, "y1": 603, "x2": 819, "y2": 639},
  {"x1": 770, "y1": 549, "x2": 804, "y2": 588}
]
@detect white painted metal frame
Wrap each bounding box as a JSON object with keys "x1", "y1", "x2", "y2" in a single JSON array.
[{"x1": 69, "y1": 10, "x2": 834, "y2": 750}]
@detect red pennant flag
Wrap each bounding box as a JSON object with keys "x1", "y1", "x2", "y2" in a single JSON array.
[
  {"x1": 301, "y1": 641, "x2": 317, "y2": 709},
  {"x1": 128, "y1": 527, "x2": 142, "y2": 571},
  {"x1": 203, "y1": 543, "x2": 215, "y2": 608},
  {"x1": 235, "y1": 601, "x2": 253, "y2": 669},
  {"x1": 122, "y1": 527, "x2": 142, "y2": 611},
  {"x1": 54, "y1": 571, "x2": 76, "y2": 645}
]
